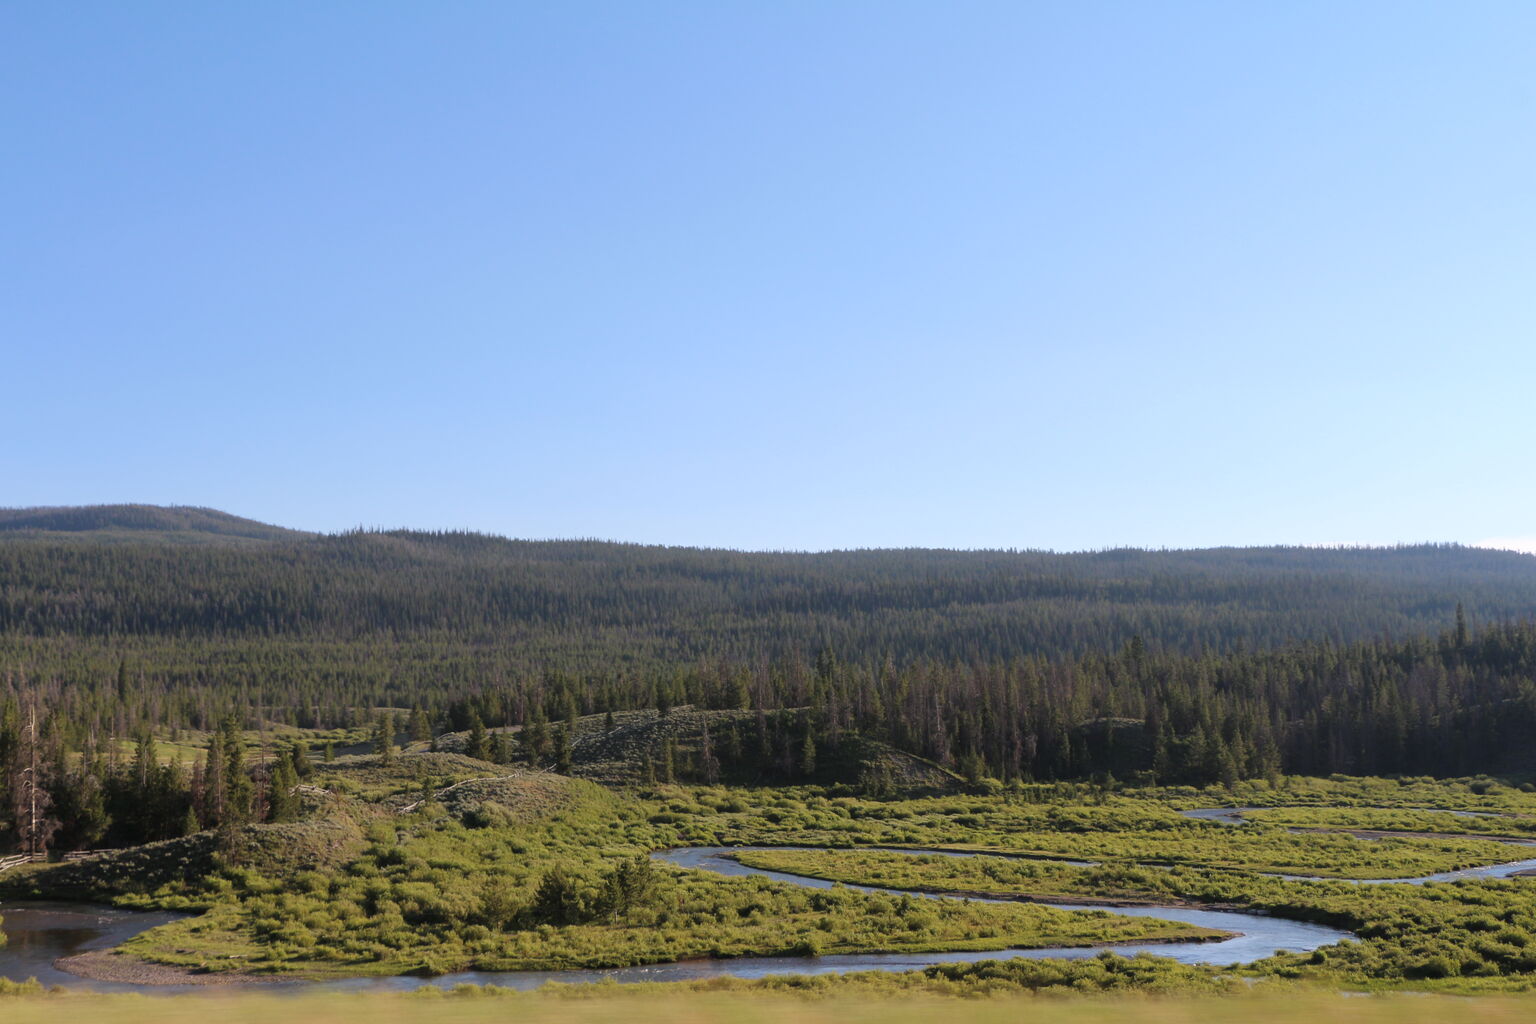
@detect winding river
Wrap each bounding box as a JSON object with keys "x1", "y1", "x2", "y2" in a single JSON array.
[{"x1": 9, "y1": 807, "x2": 1535, "y2": 992}]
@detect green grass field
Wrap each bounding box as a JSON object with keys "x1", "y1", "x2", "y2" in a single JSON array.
[{"x1": 4, "y1": 990, "x2": 1536, "y2": 1024}]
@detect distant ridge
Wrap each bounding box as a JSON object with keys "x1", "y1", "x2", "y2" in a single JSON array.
[
  {"x1": 0, "y1": 504, "x2": 312, "y2": 543},
  {"x1": 0, "y1": 504, "x2": 1535, "y2": 660}
]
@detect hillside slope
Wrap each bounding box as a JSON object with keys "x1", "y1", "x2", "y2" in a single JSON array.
[
  {"x1": 430, "y1": 707, "x2": 964, "y2": 791},
  {"x1": 2, "y1": 506, "x2": 1535, "y2": 663},
  {"x1": 0, "y1": 505, "x2": 312, "y2": 543}
]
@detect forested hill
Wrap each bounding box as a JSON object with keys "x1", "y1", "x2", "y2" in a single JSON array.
[
  {"x1": 0, "y1": 504, "x2": 313, "y2": 543},
  {"x1": 7, "y1": 507, "x2": 1536, "y2": 784},
  {"x1": 3, "y1": 507, "x2": 1536, "y2": 665}
]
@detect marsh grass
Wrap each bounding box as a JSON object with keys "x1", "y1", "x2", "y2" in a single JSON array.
[{"x1": 19, "y1": 770, "x2": 1536, "y2": 992}]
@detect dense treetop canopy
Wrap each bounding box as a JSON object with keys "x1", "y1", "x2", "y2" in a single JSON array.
[
  {"x1": 5, "y1": 506, "x2": 1536, "y2": 845},
  {"x1": 2, "y1": 506, "x2": 1534, "y2": 664}
]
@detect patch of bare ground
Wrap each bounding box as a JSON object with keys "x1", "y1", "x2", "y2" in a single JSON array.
[{"x1": 55, "y1": 949, "x2": 290, "y2": 986}]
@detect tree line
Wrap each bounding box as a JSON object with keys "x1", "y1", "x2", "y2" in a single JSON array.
[
  {"x1": 0, "y1": 708, "x2": 314, "y2": 856},
  {"x1": 9, "y1": 615, "x2": 1536, "y2": 853},
  {"x1": 4, "y1": 531, "x2": 1535, "y2": 663}
]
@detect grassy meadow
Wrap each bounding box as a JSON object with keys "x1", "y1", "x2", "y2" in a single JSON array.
[
  {"x1": 11, "y1": 759, "x2": 1536, "y2": 994},
  {"x1": 4, "y1": 990, "x2": 1536, "y2": 1024}
]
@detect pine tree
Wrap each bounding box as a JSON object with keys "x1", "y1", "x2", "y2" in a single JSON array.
[
  {"x1": 373, "y1": 718, "x2": 396, "y2": 764},
  {"x1": 50, "y1": 753, "x2": 108, "y2": 851},
  {"x1": 519, "y1": 708, "x2": 549, "y2": 766},
  {"x1": 292, "y1": 741, "x2": 313, "y2": 779},
  {"x1": 555, "y1": 723, "x2": 573, "y2": 774},
  {"x1": 408, "y1": 705, "x2": 432, "y2": 743},
  {"x1": 375, "y1": 713, "x2": 396, "y2": 766},
  {"x1": 601, "y1": 854, "x2": 659, "y2": 923},
  {"x1": 531, "y1": 867, "x2": 586, "y2": 926},
  {"x1": 222, "y1": 718, "x2": 253, "y2": 824},
  {"x1": 202, "y1": 729, "x2": 226, "y2": 827},
  {"x1": 466, "y1": 714, "x2": 489, "y2": 761},
  {"x1": 268, "y1": 749, "x2": 300, "y2": 823}
]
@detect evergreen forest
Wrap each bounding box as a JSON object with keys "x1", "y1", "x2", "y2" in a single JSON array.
[{"x1": 5, "y1": 505, "x2": 1536, "y2": 853}]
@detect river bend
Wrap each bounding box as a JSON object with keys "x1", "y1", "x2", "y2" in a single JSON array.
[
  {"x1": 2, "y1": 839, "x2": 1355, "y2": 991},
  {"x1": 17, "y1": 807, "x2": 1529, "y2": 991}
]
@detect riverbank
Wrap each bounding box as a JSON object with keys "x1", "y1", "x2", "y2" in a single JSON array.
[
  {"x1": 54, "y1": 950, "x2": 284, "y2": 987},
  {"x1": 15, "y1": 798, "x2": 1536, "y2": 993},
  {"x1": 716, "y1": 852, "x2": 1256, "y2": 911},
  {"x1": 2, "y1": 844, "x2": 1345, "y2": 991}
]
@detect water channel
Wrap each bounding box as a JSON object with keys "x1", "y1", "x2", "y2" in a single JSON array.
[{"x1": 8, "y1": 808, "x2": 1533, "y2": 991}]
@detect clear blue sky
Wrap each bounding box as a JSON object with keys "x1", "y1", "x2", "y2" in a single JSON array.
[{"x1": 5, "y1": 3, "x2": 1536, "y2": 551}]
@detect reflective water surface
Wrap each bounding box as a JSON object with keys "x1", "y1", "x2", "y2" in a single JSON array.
[{"x1": 0, "y1": 902, "x2": 187, "y2": 991}]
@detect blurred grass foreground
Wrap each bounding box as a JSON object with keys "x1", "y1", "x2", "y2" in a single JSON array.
[{"x1": 3, "y1": 991, "x2": 1536, "y2": 1024}]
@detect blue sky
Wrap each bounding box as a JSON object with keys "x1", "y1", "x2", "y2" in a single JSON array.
[{"x1": 5, "y1": 3, "x2": 1536, "y2": 551}]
